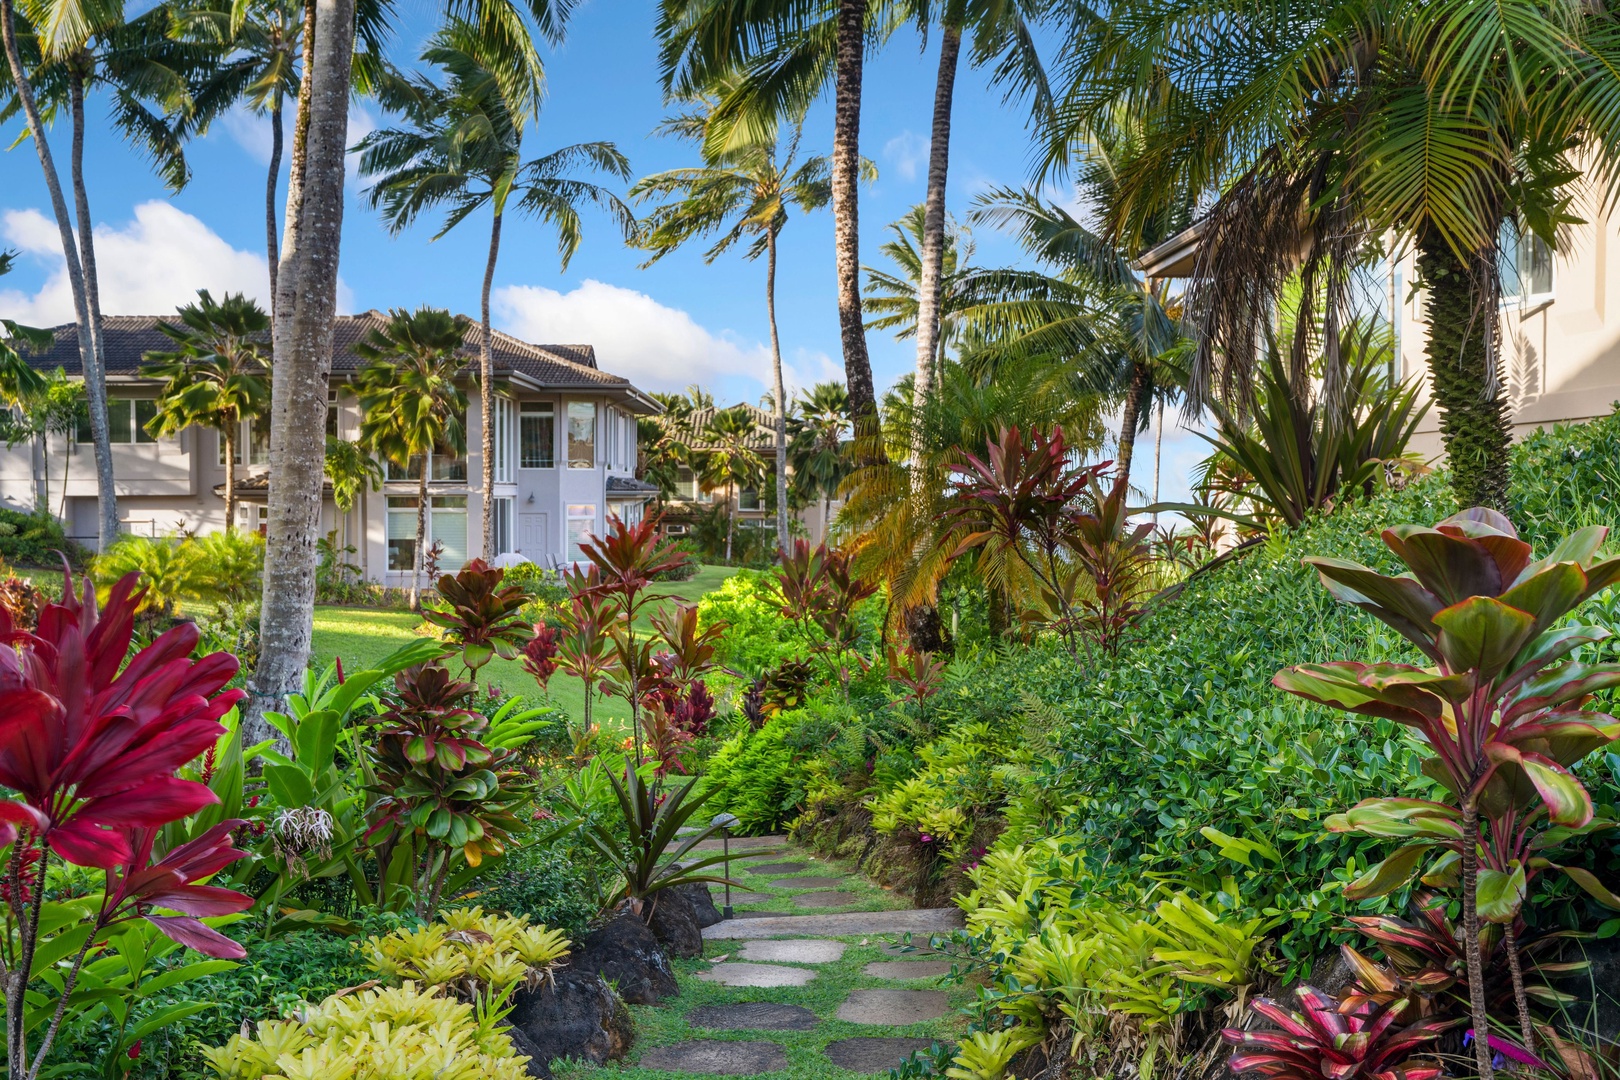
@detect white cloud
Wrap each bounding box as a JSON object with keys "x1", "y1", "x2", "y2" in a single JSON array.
[
  {"x1": 493, "y1": 279, "x2": 841, "y2": 398},
  {"x1": 882, "y1": 131, "x2": 928, "y2": 183},
  {"x1": 0, "y1": 201, "x2": 354, "y2": 323}
]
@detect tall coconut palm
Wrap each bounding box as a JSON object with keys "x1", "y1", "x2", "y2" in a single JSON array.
[
  {"x1": 354, "y1": 307, "x2": 470, "y2": 611},
  {"x1": 246, "y1": 0, "x2": 577, "y2": 743},
  {"x1": 171, "y1": 0, "x2": 303, "y2": 311},
  {"x1": 142, "y1": 290, "x2": 273, "y2": 532},
  {"x1": 0, "y1": 5, "x2": 199, "y2": 547},
  {"x1": 358, "y1": 15, "x2": 632, "y2": 564},
  {"x1": 656, "y1": 0, "x2": 896, "y2": 448},
  {"x1": 1046, "y1": 0, "x2": 1620, "y2": 514},
  {"x1": 864, "y1": 204, "x2": 974, "y2": 385},
  {"x1": 632, "y1": 88, "x2": 834, "y2": 553},
  {"x1": 698, "y1": 406, "x2": 767, "y2": 562},
  {"x1": 787, "y1": 380, "x2": 850, "y2": 537},
  {"x1": 904, "y1": 0, "x2": 1048, "y2": 454}
]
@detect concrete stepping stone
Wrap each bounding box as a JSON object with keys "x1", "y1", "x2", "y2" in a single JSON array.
[
  {"x1": 862, "y1": 960, "x2": 954, "y2": 979},
  {"x1": 748, "y1": 861, "x2": 810, "y2": 875},
  {"x1": 688, "y1": 1002, "x2": 820, "y2": 1032},
  {"x1": 691, "y1": 834, "x2": 786, "y2": 853},
  {"x1": 705, "y1": 908, "x2": 965, "y2": 940},
  {"x1": 696, "y1": 961, "x2": 817, "y2": 988},
  {"x1": 711, "y1": 890, "x2": 774, "y2": 904},
  {"x1": 793, "y1": 890, "x2": 861, "y2": 908},
  {"x1": 739, "y1": 939, "x2": 847, "y2": 964},
  {"x1": 825, "y1": 1037, "x2": 940, "y2": 1074},
  {"x1": 836, "y1": 989, "x2": 950, "y2": 1025},
  {"x1": 769, "y1": 875, "x2": 845, "y2": 889},
  {"x1": 639, "y1": 1040, "x2": 788, "y2": 1074},
  {"x1": 880, "y1": 941, "x2": 939, "y2": 957}
]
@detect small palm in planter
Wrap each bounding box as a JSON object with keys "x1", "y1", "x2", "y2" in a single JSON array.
[{"x1": 1275, "y1": 507, "x2": 1620, "y2": 1076}]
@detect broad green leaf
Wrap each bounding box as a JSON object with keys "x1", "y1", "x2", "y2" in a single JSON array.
[
  {"x1": 1476, "y1": 866, "x2": 1527, "y2": 923},
  {"x1": 1490, "y1": 746, "x2": 1594, "y2": 826},
  {"x1": 1554, "y1": 864, "x2": 1620, "y2": 910},
  {"x1": 1346, "y1": 843, "x2": 1431, "y2": 900},
  {"x1": 293, "y1": 710, "x2": 339, "y2": 772},
  {"x1": 1498, "y1": 562, "x2": 1585, "y2": 633},
  {"x1": 1329, "y1": 797, "x2": 1461, "y2": 839},
  {"x1": 263, "y1": 763, "x2": 315, "y2": 809},
  {"x1": 1432, "y1": 596, "x2": 1538, "y2": 683}
]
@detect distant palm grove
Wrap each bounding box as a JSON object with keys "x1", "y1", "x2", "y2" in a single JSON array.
[{"x1": 5, "y1": 2, "x2": 1620, "y2": 1080}]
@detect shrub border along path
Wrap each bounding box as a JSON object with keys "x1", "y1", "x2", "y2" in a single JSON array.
[{"x1": 555, "y1": 843, "x2": 971, "y2": 1079}]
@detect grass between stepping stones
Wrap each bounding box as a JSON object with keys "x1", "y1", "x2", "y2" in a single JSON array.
[
  {"x1": 716, "y1": 855, "x2": 911, "y2": 918},
  {"x1": 552, "y1": 935, "x2": 973, "y2": 1080}
]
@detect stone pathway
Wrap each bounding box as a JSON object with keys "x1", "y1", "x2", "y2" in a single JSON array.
[{"x1": 564, "y1": 839, "x2": 966, "y2": 1079}]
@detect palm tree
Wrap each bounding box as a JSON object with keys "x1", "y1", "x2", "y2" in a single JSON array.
[
  {"x1": 962, "y1": 185, "x2": 1185, "y2": 485},
  {"x1": 142, "y1": 290, "x2": 273, "y2": 532},
  {"x1": 0, "y1": 5, "x2": 199, "y2": 547},
  {"x1": 656, "y1": 0, "x2": 895, "y2": 445},
  {"x1": 1046, "y1": 0, "x2": 1620, "y2": 513},
  {"x1": 324, "y1": 436, "x2": 383, "y2": 553},
  {"x1": 698, "y1": 406, "x2": 767, "y2": 562},
  {"x1": 358, "y1": 15, "x2": 633, "y2": 563},
  {"x1": 632, "y1": 87, "x2": 833, "y2": 553},
  {"x1": 354, "y1": 307, "x2": 470, "y2": 610},
  {"x1": 247, "y1": 0, "x2": 578, "y2": 743},
  {"x1": 787, "y1": 380, "x2": 850, "y2": 538},
  {"x1": 171, "y1": 0, "x2": 302, "y2": 310},
  {"x1": 864, "y1": 204, "x2": 975, "y2": 386},
  {"x1": 905, "y1": 0, "x2": 1048, "y2": 446}
]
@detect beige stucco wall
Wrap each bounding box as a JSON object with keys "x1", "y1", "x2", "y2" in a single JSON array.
[{"x1": 1397, "y1": 188, "x2": 1620, "y2": 460}]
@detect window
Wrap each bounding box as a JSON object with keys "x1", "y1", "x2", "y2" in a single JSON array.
[
  {"x1": 384, "y1": 444, "x2": 466, "y2": 482},
  {"x1": 493, "y1": 496, "x2": 515, "y2": 555},
  {"x1": 326, "y1": 389, "x2": 339, "y2": 439},
  {"x1": 675, "y1": 467, "x2": 698, "y2": 501},
  {"x1": 493, "y1": 398, "x2": 514, "y2": 483},
  {"x1": 78, "y1": 398, "x2": 158, "y2": 445},
  {"x1": 387, "y1": 496, "x2": 419, "y2": 571},
  {"x1": 567, "y1": 402, "x2": 595, "y2": 469},
  {"x1": 217, "y1": 418, "x2": 269, "y2": 467},
  {"x1": 1499, "y1": 221, "x2": 1554, "y2": 304},
  {"x1": 567, "y1": 503, "x2": 596, "y2": 561},
  {"x1": 387, "y1": 495, "x2": 469, "y2": 572},
  {"x1": 739, "y1": 487, "x2": 761, "y2": 511},
  {"x1": 520, "y1": 402, "x2": 553, "y2": 469},
  {"x1": 431, "y1": 495, "x2": 468, "y2": 569}
]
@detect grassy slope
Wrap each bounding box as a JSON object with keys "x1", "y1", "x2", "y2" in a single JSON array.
[{"x1": 309, "y1": 564, "x2": 740, "y2": 726}]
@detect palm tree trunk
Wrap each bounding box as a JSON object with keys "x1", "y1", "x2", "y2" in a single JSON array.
[
  {"x1": 832, "y1": 0, "x2": 879, "y2": 460},
  {"x1": 1416, "y1": 231, "x2": 1512, "y2": 511},
  {"x1": 223, "y1": 420, "x2": 238, "y2": 532},
  {"x1": 68, "y1": 67, "x2": 118, "y2": 549},
  {"x1": 766, "y1": 229, "x2": 789, "y2": 553},
  {"x1": 244, "y1": 0, "x2": 357, "y2": 748},
  {"x1": 479, "y1": 210, "x2": 503, "y2": 560},
  {"x1": 34, "y1": 431, "x2": 45, "y2": 514},
  {"x1": 912, "y1": 21, "x2": 960, "y2": 460},
  {"x1": 412, "y1": 469, "x2": 427, "y2": 611},
  {"x1": 0, "y1": 11, "x2": 107, "y2": 550},
  {"x1": 725, "y1": 479, "x2": 734, "y2": 563},
  {"x1": 1116, "y1": 361, "x2": 1151, "y2": 485},
  {"x1": 1152, "y1": 398, "x2": 1164, "y2": 522},
  {"x1": 266, "y1": 91, "x2": 283, "y2": 314}
]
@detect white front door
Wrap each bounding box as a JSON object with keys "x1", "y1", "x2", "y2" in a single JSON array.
[{"x1": 518, "y1": 512, "x2": 549, "y2": 558}]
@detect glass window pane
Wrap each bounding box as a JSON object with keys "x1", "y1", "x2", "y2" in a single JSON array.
[
  {"x1": 248, "y1": 418, "x2": 270, "y2": 465},
  {"x1": 567, "y1": 402, "x2": 595, "y2": 468},
  {"x1": 566, "y1": 503, "x2": 595, "y2": 561},
  {"x1": 520, "y1": 405, "x2": 554, "y2": 468},
  {"x1": 432, "y1": 505, "x2": 468, "y2": 571},
  {"x1": 106, "y1": 399, "x2": 132, "y2": 444},
  {"x1": 387, "y1": 503, "x2": 417, "y2": 570},
  {"x1": 1524, "y1": 235, "x2": 1553, "y2": 297},
  {"x1": 135, "y1": 400, "x2": 158, "y2": 443},
  {"x1": 386, "y1": 455, "x2": 424, "y2": 481}
]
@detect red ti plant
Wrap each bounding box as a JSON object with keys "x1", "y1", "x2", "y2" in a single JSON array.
[
  {"x1": 887, "y1": 645, "x2": 946, "y2": 725},
  {"x1": 649, "y1": 601, "x2": 726, "y2": 689},
  {"x1": 1068, "y1": 474, "x2": 1155, "y2": 655},
  {"x1": 522, "y1": 623, "x2": 562, "y2": 690},
  {"x1": 1222, "y1": 984, "x2": 1457, "y2": 1080},
  {"x1": 1274, "y1": 508, "x2": 1620, "y2": 1075},
  {"x1": 423, "y1": 558, "x2": 534, "y2": 683},
  {"x1": 771, "y1": 540, "x2": 876, "y2": 686},
  {"x1": 945, "y1": 425, "x2": 1112, "y2": 656},
  {"x1": 556, "y1": 563, "x2": 619, "y2": 759},
  {"x1": 576, "y1": 514, "x2": 688, "y2": 765},
  {"x1": 0, "y1": 572, "x2": 251, "y2": 1079}
]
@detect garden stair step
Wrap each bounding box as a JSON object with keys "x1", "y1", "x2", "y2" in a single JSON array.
[{"x1": 702, "y1": 906, "x2": 964, "y2": 940}]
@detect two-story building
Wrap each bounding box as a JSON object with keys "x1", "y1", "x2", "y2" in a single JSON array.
[{"x1": 4, "y1": 310, "x2": 660, "y2": 583}]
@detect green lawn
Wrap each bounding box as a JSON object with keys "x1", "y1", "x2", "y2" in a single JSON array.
[{"x1": 309, "y1": 564, "x2": 741, "y2": 728}]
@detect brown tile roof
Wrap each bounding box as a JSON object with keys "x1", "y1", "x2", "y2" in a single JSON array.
[
  {"x1": 679, "y1": 402, "x2": 777, "y2": 450},
  {"x1": 22, "y1": 310, "x2": 629, "y2": 390}
]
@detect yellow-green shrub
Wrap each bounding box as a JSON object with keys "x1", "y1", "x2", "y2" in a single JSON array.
[
  {"x1": 201, "y1": 981, "x2": 530, "y2": 1080},
  {"x1": 866, "y1": 722, "x2": 1021, "y2": 858},
  {"x1": 364, "y1": 907, "x2": 570, "y2": 998}
]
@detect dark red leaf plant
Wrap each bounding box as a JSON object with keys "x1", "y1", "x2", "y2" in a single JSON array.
[
  {"x1": 555, "y1": 565, "x2": 617, "y2": 765},
  {"x1": 945, "y1": 425, "x2": 1112, "y2": 657},
  {"x1": 576, "y1": 513, "x2": 688, "y2": 766},
  {"x1": 0, "y1": 571, "x2": 252, "y2": 1080},
  {"x1": 422, "y1": 558, "x2": 534, "y2": 684},
  {"x1": 770, "y1": 540, "x2": 876, "y2": 689},
  {"x1": 1273, "y1": 508, "x2": 1620, "y2": 1077}
]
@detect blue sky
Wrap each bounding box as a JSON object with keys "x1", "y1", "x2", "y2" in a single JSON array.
[{"x1": 0, "y1": 0, "x2": 1207, "y2": 503}]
